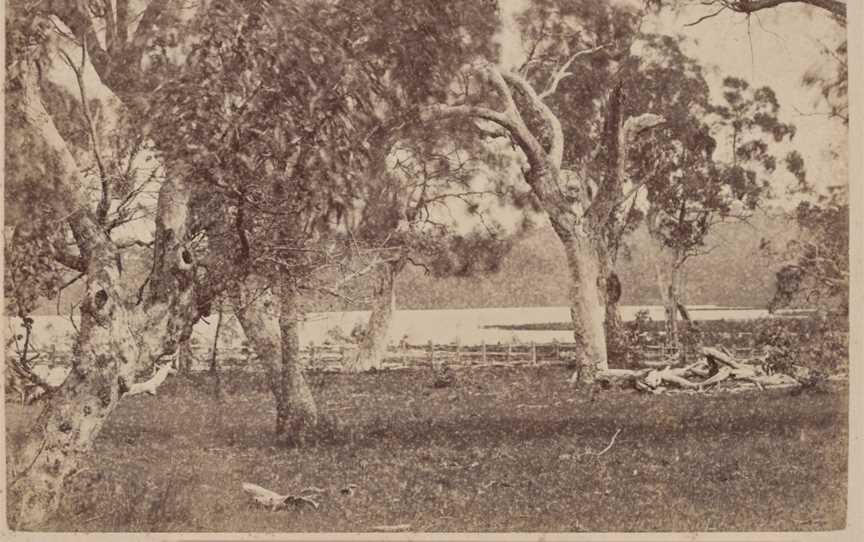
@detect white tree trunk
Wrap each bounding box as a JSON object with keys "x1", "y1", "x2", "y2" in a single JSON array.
[
  {"x1": 347, "y1": 261, "x2": 399, "y2": 372},
  {"x1": 563, "y1": 234, "x2": 609, "y2": 383}
]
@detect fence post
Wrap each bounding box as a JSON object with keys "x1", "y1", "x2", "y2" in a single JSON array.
[
  {"x1": 506, "y1": 341, "x2": 512, "y2": 362},
  {"x1": 427, "y1": 339, "x2": 434, "y2": 366},
  {"x1": 455, "y1": 338, "x2": 461, "y2": 364},
  {"x1": 531, "y1": 341, "x2": 537, "y2": 366},
  {"x1": 309, "y1": 341, "x2": 316, "y2": 369},
  {"x1": 481, "y1": 341, "x2": 487, "y2": 364},
  {"x1": 554, "y1": 340, "x2": 560, "y2": 362},
  {"x1": 401, "y1": 340, "x2": 408, "y2": 365}
]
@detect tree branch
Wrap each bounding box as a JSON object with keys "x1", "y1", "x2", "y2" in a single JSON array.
[
  {"x1": 58, "y1": 40, "x2": 111, "y2": 225},
  {"x1": 51, "y1": 236, "x2": 86, "y2": 272},
  {"x1": 539, "y1": 45, "x2": 608, "y2": 99},
  {"x1": 499, "y1": 71, "x2": 565, "y2": 168},
  {"x1": 726, "y1": 0, "x2": 845, "y2": 19}
]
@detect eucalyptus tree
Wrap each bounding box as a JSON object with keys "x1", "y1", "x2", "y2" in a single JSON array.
[
  {"x1": 6, "y1": 2, "x2": 207, "y2": 527},
  {"x1": 627, "y1": 47, "x2": 800, "y2": 346},
  {"x1": 413, "y1": 0, "x2": 678, "y2": 382},
  {"x1": 147, "y1": 0, "x2": 502, "y2": 428}
]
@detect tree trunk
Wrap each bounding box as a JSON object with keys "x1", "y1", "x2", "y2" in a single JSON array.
[
  {"x1": 658, "y1": 274, "x2": 679, "y2": 348},
  {"x1": 233, "y1": 275, "x2": 318, "y2": 441},
  {"x1": 176, "y1": 340, "x2": 193, "y2": 374},
  {"x1": 562, "y1": 234, "x2": 609, "y2": 384},
  {"x1": 648, "y1": 220, "x2": 682, "y2": 350},
  {"x1": 7, "y1": 62, "x2": 198, "y2": 529},
  {"x1": 209, "y1": 307, "x2": 222, "y2": 371},
  {"x1": 231, "y1": 278, "x2": 282, "y2": 437},
  {"x1": 276, "y1": 277, "x2": 318, "y2": 441},
  {"x1": 600, "y1": 246, "x2": 624, "y2": 359},
  {"x1": 347, "y1": 260, "x2": 400, "y2": 372}
]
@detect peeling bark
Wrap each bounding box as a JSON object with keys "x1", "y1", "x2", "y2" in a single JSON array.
[{"x1": 7, "y1": 58, "x2": 198, "y2": 529}]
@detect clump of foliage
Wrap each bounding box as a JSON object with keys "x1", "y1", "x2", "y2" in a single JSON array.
[
  {"x1": 431, "y1": 362, "x2": 457, "y2": 389},
  {"x1": 752, "y1": 315, "x2": 847, "y2": 380},
  {"x1": 769, "y1": 188, "x2": 848, "y2": 315},
  {"x1": 608, "y1": 309, "x2": 655, "y2": 367}
]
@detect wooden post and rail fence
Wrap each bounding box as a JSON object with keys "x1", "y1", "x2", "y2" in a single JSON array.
[
  {"x1": 20, "y1": 330, "x2": 848, "y2": 374},
  {"x1": 202, "y1": 330, "x2": 800, "y2": 373}
]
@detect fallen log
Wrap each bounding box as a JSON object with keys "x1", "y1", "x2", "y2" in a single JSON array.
[{"x1": 596, "y1": 346, "x2": 807, "y2": 394}]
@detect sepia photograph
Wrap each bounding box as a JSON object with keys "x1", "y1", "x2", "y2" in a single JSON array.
[{"x1": 2, "y1": 0, "x2": 859, "y2": 537}]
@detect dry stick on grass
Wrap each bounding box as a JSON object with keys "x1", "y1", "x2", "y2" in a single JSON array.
[
  {"x1": 241, "y1": 483, "x2": 320, "y2": 511},
  {"x1": 594, "y1": 428, "x2": 622, "y2": 457},
  {"x1": 371, "y1": 524, "x2": 412, "y2": 532},
  {"x1": 577, "y1": 429, "x2": 622, "y2": 459}
]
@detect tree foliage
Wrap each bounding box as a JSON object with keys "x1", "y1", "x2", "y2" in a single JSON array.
[{"x1": 771, "y1": 187, "x2": 848, "y2": 313}]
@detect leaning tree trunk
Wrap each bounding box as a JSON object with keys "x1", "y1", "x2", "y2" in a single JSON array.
[
  {"x1": 7, "y1": 62, "x2": 198, "y2": 529},
  {"x1": 276, "y1": 277, "x2": 318, "y2": 441},
  {"x1": 347, "y1": 260, "x2": 400, "y2": 372}
]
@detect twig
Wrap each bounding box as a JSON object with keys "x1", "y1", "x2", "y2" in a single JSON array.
[
  {"x1": 684, "y1": 6, "x2": 725, "y2": 27},
  {"x1": 371, "y1": 524, "x2": 412, "y2": 532},
  {"x1": 594, "y1": 428, "x2": 622, "y2": 457}
]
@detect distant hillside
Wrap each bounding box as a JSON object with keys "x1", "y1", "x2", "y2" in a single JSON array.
[
  {"x1": 391, "y1": 208, "x2": 794, "y2": 310},
  {"x1": 17, "y1": 210, "x2": 794, "y2": 315}
]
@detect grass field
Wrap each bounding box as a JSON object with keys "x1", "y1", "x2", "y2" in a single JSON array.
[{"x1": 5, "y1": 366, "x2": 848, "y2": 532}]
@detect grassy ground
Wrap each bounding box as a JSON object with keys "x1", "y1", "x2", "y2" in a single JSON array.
[{"x1": 6, "y1": 366, "x2": 848, "y2": 532}]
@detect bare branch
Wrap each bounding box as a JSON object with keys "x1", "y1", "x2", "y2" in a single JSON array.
[
  {"x1": 725, "y1": 0, "x2": 845, "y2": 19},
  {"x1": 58, "y1": 39, "x2": 111, "y2": 224},
  {"x1": 51, "y1": 236, "x2": 86, "y2": 272},
  {"x1": 684, "y1": 7, "x2": 726, "y2": 26},
  {"x1": 539, "y1": 45, "x2": 608, "y2": 99}
]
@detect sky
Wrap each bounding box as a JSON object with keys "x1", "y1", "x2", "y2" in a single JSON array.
[{"x1": 495, "y1": 0, "x2": 849, "y2": 203}]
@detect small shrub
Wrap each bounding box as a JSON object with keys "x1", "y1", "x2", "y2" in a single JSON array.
[
  {"x1": 608, "y1": 309, "x2": 654, "y2": 366},
  {"x1": 431, "y1": 363, "x2": 456, "y2": 388},
  {"x1": 752, "y1": 314, "x2": 847, "y2": 378}
]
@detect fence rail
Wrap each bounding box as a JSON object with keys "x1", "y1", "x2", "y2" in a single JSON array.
[
  {"x1": 20, "y1": 330, "x2": 848, "y2": 373},
  {"x1": 188, "y1": 338, "x2": 766, "y2": 373}
]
